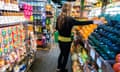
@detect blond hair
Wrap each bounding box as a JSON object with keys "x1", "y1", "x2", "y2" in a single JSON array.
[{"x1": 57, "y1": 3, "x2": 72, "y2": 29}]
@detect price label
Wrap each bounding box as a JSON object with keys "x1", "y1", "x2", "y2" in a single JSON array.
[
  {"x1": 4, "y1": 48, "x2": 8, "y2": 53},
  {"x1": 3, "y1": 39, "x2": 7, "y2": 45},
  {"x1": 10, "y1": 45, "x2": 13, "y2": 52},
  {"x1": 8, "y1": 29, "x2": 12, "y2": 35},
  {"x1": 2, "y1": 30, "x2": 6, "y2": 36},
  {"x1": 9, "y1": 37, "x2": 12, "y2": 42}
]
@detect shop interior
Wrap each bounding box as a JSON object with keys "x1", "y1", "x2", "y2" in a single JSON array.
[{"x1": 0, "y1": 0, "x2": 120, "y2": 72}]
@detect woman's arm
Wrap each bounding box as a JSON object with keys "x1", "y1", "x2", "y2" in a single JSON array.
[
  {"x1": 71, "y1": 17, "x2": 93, "y2": 25},
  {"x1": 71, "y1": 17, "x2": 103, "y2": 25}
]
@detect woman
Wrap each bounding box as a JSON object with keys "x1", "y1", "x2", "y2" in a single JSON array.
[{"x1": 56, "y1": 3, "x2": 102, "y2": 72}]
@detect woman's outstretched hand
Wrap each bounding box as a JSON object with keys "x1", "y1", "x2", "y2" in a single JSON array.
[{"x1": 93, "y1": 20, "x2": 104, "y2": 25}]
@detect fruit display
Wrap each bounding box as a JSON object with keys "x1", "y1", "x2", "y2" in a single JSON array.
[
  {"x1": 71, "y1": 1, "x2": 120, "y2": 72},
  {"x1": 74, "y1": 16, "x2": 107, "y2": 40},
  {"x1": 79, "y1": 24, "x2": 98, "y2": 40},
  {"x1": 88, "y1": 21, "x2": 120, "y2": 60}
]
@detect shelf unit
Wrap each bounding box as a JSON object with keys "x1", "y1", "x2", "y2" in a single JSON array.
[{"x1": 0, "y1": 0, "x2": 36, "y2": 72}]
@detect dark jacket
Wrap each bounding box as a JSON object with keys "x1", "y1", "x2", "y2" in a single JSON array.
[{"x1": 56, "y1": 16, "x2": 93, "y2": 37}]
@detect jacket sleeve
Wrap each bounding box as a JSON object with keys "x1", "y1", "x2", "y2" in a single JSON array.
[{"x1": 71, "y1": 17, "x2": 93, "y2": 25}]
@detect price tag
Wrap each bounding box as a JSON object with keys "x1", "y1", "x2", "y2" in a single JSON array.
[
  {"x1": 3, "y1": 39, "x2": 7, "y2": 45},
  {"x1": 9, "y1": 37, "x2": 12, "y2": 42},
  {"x1": 8, "y1": 29, "x2": 12, "y2": 35},
  {"x1": 4, "y1": 48, "x2": 8, "y2": 54},
  {"x1": 2, "y1": 30, "x2": 6, "y2": 36},
  {"x1": 10, "y1": 45, "x2": 13, "y2": 52}
]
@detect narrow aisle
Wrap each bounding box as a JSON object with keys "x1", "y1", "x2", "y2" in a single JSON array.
[{"x1": 31, "y1": 44, "x2": 72, "y2": 72}]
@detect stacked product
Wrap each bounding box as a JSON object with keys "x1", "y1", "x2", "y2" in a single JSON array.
[
  {"x1": 19, "y1": 3, "x2": 33, "y2": 21},
  {"x1": 79, "y1": 24, "x2": 98, "y2": 40},
  {"x1": 0, "y1": 24, "x2": 26, "y2": 72}
]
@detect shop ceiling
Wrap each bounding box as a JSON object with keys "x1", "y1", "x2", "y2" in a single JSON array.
[{"x1": 52, "y1": 0, "x2": 75, "y2": 8}]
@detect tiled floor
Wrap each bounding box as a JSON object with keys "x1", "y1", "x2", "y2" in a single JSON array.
[{"x1": 31, "y1": 44, "x2": 72, "y2": 72}]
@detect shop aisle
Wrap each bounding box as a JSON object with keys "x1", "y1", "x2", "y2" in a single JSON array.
[{"x1": 31, "y1": 44, "x2": 72, "y2": 72}]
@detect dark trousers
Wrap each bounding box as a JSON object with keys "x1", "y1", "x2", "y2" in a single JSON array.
[{"x1": 57, "y1": 41, "x2": 72, "y2": 70}]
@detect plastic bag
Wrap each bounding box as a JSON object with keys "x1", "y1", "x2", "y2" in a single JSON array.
[{"x1": 54, "y1": 31, "x2": 59, "y2": 43}]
